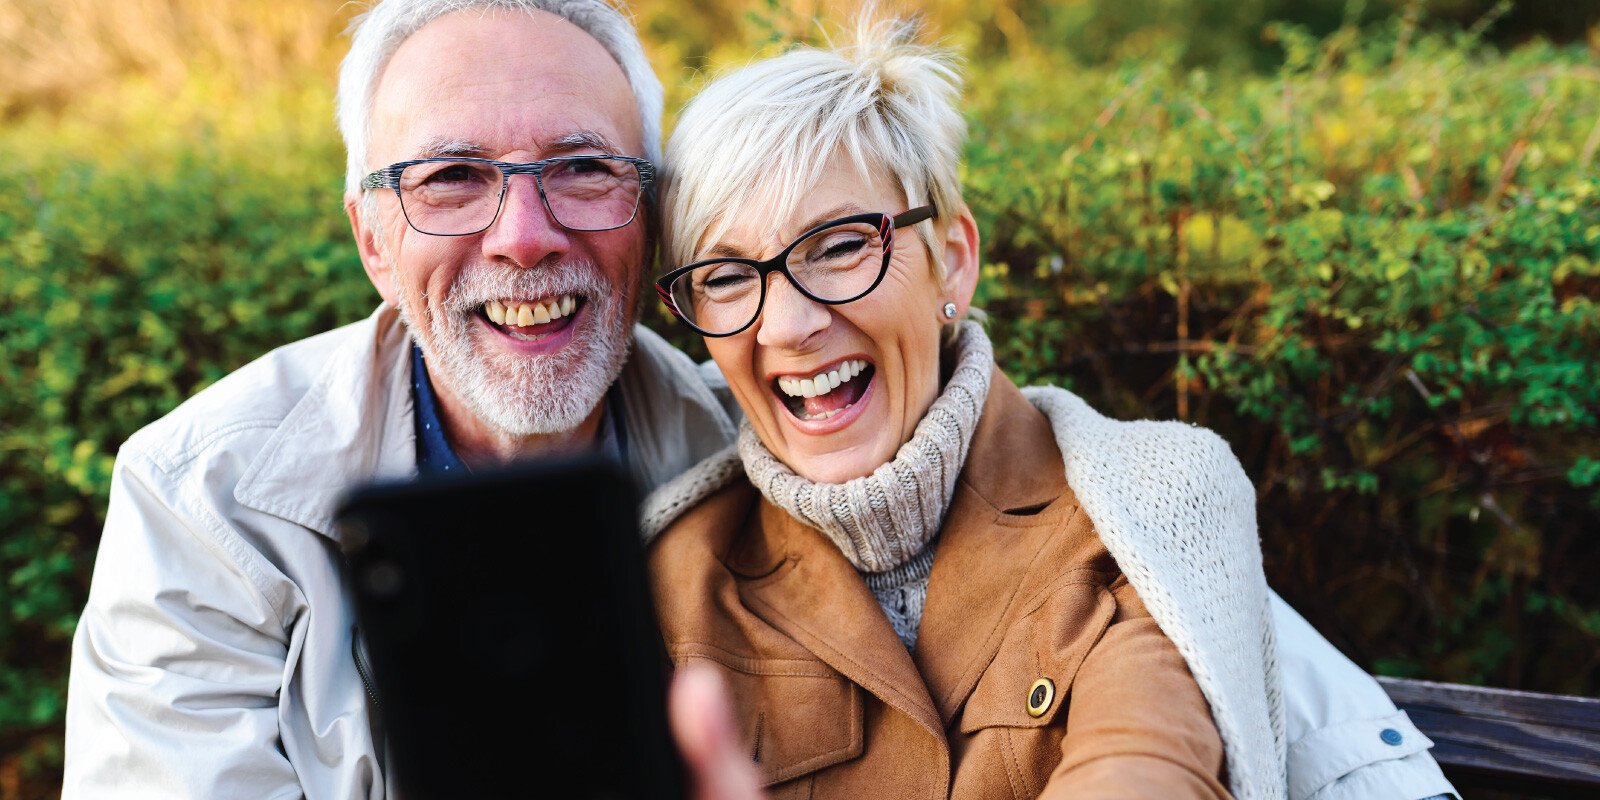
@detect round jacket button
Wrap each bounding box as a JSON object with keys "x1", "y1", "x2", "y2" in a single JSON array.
[
  {"x1": 1380, "y1": 728, "x2": 1404, "y2": 746},
  {"x1": 1027, "y1": 678, "x2": 1055, "y2": 718}
]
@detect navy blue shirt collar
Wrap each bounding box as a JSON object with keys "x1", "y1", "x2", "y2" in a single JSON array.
[{"x1": 411, "y1": 346, "x2": 470, "y2": 476}]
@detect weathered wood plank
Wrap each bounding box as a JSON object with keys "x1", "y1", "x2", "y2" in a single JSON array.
[{"x1": 1378, "y1": 676, "x2": 1600, "y2": 792}]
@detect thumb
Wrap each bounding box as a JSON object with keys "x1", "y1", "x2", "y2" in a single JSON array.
[{"x1": 669, "y1": 663, "x2": 764, "y2": 800}]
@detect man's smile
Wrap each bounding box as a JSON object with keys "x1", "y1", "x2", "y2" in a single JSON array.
[{"x1": 479, "y1": 294, "x2": 584, "y2": 341}]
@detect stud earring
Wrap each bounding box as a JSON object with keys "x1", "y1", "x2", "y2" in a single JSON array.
[{"x1": 942, "y1": 302, "x2": 958, "y2": 319}]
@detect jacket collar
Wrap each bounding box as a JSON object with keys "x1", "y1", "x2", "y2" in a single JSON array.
[
  {"x1": 233, "y1": 307, "x2": 741, "y2": 548},
  {"x1": 234, "y1": 305, "x2": 417, "y2": 547},
  {"x1": 614, "y1": 324, "x2": 739, "y2": 493},
  {"x1": 949, "y1": 367, "x2": 1067, "y2": 514},
  {"x1": 730, "y1": 371, "x2": 1076, "y2": 734}
]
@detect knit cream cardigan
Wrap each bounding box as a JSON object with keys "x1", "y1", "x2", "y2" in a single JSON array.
[{"x1": 641, "y1": 385, "x2": 1287, "y2": 800}]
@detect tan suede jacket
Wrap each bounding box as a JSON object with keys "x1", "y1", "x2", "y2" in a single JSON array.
[{"x1": 649, "y1": 374, "x2": 1232, "y2": 799}]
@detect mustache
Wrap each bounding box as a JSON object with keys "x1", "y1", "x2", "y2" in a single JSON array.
[{"x1": 440, "y1": 261, "x2": 613, "y2": 313}]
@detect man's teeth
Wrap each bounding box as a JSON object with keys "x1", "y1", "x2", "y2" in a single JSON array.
[
  {"x1": 776, "y1": 359, "x2": 869, "y2": 399},
  {"x1": 484, "y1": 296, "x2": 577, "y2": 326}
]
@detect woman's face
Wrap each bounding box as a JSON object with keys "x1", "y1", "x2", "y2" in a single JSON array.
[{"x1": 698, "y1": 160, "x2": 977, "y2": 483}]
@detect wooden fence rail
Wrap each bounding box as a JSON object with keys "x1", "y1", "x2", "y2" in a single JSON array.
[{"x1": 1378, "y1": 676, "x2": 1600, "y2": 799}]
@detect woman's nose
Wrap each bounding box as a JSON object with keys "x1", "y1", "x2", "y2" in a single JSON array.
[{"x1": 755, "y1": 273, "x2": 830, "y2": 350}]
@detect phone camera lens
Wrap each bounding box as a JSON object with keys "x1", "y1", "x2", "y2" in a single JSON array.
[{"x1": 362, "y1": 561, "x2": 405, "y2": 597}]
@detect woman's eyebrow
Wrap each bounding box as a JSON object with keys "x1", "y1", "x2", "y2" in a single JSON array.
[
  {"x1": 791, "y1": 203, "x2": 866, "y2": 235},
  {"x1": 702, "y1": 203, "x2": 869, "y2": 259},
  {"x1": 704, "y1": 242, "x2": 747, "y2": 258}
]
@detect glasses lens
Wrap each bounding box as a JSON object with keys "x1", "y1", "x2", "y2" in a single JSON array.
[
  {"x1": 397, "y1": 161, "x2": 504, "y2": 235},
  {"x1": 671, "y1": 262, "x2": 762, "y2": 335},
  {"x1": 785, "y1": 220, "x2": 886, "y2": 302},
  {"x1": 542, "y1": 157, "x2": 643, "y2": 231}
]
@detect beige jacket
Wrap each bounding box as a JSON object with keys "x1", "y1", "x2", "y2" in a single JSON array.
[{"x1": 62, "y1": 305, "x2": 735, "y2": 799}]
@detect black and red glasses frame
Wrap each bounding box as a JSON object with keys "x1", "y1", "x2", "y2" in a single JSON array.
[{"x1": 655, "y1": 205, "x2": 936, "y2": 338}]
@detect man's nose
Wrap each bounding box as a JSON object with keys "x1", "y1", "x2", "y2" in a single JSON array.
[
  {"x1": 754, "y1": 273, "x2": 831, "y2": 350},
  {"x1": 480, "y1": 174, "x2": 570, "y2": 268}
]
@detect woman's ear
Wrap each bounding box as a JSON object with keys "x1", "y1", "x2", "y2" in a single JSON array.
[
  {"x1": 346, "y1": 193, "x2": 399, "y2": 307},
  {"x1": 939, "y1": 203, "x2": 981, "y2": 319}
]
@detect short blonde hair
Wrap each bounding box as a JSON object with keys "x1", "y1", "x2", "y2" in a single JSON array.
[{"x1": 662, "y1": 16, "x2": 966, "y2": 276}]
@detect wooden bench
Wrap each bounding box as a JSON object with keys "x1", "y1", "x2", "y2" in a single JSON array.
[{"x1": 1378, "y1": 677, "x2": 1600, "y2": 799}]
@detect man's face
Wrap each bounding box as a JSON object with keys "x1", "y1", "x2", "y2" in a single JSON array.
[{"x1": 351, "y1": 8, "x2": 646, "y2": 438}]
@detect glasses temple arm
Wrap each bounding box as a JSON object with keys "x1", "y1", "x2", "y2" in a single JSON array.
[{"x1": 891, "y1": 205, "x2": 936, "y2": 228}]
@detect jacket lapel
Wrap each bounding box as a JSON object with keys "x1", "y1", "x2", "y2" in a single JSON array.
[
  {"x1": 735, "y1": 371, "x2": 1079, "y2": 735},
  {"x1": 914, "y1": 371, "x2": 1079, "y2": 726},
  {"x1": 737, "y1": 501, "x2": 946, "y2": 742}
]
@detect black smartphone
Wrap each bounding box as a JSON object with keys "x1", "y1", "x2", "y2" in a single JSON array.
[{"x1": 336, "y1": 455, "x2": 684, "y2": 799}]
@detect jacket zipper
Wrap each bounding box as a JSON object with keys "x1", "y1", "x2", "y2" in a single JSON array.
[{"x1": 351, "y1": 624, "x2": 382, "y2": 712}]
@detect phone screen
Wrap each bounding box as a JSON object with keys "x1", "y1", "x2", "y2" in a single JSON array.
[{"x1": 338, "y1": 455, "x2": 684, "y2": 799}]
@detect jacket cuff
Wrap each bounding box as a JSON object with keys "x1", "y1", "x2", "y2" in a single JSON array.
[{"x1": 1289, "y1": 711, "x2": 1459, "y2": 800}]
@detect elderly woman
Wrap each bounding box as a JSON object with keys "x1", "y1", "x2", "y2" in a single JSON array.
[{"x1": 645, "y1": 18, "x2": 1456, "y2": 800}]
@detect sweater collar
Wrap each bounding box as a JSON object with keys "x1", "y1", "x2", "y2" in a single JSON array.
[{"x1": 738, "y1": 321, "x2": 994, "y2": 573}]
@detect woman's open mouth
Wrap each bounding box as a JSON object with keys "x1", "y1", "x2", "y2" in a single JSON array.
[
  {"x1": 480, "y1": 295, "x2": 582, "y2": 340},
  {"x1": 772, "y1": 358, "x2": 875, "y2": 422}
]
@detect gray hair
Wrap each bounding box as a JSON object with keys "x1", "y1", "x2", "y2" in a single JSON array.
[
  {"x1": 662, "y1": 16, "x2": 966, "y2": 277},
  {"x1": 336, "y1": 0, "x2": 663, "y2": 195}
]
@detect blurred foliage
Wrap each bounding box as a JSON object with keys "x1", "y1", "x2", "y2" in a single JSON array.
[{"x1": 2, "y1": 0, "x2": 1598, "y2": 793}]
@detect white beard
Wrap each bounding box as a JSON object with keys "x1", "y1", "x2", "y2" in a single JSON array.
[{"x1": 396, "y1": 260, "x2": 634, "y2": 438}]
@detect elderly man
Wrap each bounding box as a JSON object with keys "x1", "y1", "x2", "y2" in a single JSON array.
[
  {"x1": 62, "y1": 1, "x2": 732, "y2": 796},
  {"x1": 64, "y1": 1, "x2": 1456, "y2": 798}
]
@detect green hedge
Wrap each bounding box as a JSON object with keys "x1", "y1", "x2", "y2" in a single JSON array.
[
  {"x1": 1, "y1": 11, "x2": 1597, "y2": 787},
  {"x1": 954, "y1": 22, "x2": 1599, "y2": 689}
]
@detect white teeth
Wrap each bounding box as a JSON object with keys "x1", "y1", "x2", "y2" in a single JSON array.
[
  {"x1": 562, "y1": 296, "x2": 575, "y2": 315},
  {"x1": 533, "y1": 303, "x2": 551, "y2": 324},
  {"x1": 776, "y1": 359, "x2": 870, "y2": 398},
  {"x1": 515, "y1": 304, "x2": 533, "y2": 326},
  {"x1": 801, "y1": 406, "x2": 847, "y2": 421},
  {"x1": 486, "y1": 300, "x2": 506, "y2": 325}
]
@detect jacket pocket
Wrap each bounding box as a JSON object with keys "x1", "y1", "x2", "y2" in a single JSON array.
[
  {"x1": 672, "y1": 643, "x2": 865, "y2": 787},
  {"x1": 958, "y1": 573, "x2": 1117, "y2": 733}
]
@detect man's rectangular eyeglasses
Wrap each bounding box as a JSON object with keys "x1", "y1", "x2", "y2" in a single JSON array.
[
  {"x1": 360, "y1": 155, "x2": 655, "y2": 236},
  {"x1": 656, "y1": 206, "x2": 935, "y2": 337}
]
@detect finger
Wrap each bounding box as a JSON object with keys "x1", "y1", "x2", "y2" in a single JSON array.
[{"x1": 670, "y1": 664, "x2": 763, "y2": 800}]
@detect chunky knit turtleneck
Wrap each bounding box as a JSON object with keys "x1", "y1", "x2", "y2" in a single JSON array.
[{"x1": 738, "y1": 322, "x2": 993, "y2": 648}]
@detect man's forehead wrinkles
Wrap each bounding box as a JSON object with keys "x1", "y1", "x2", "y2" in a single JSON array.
[{"x1": 402, "y1": 129, "x2": 618, "y2": 161}]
